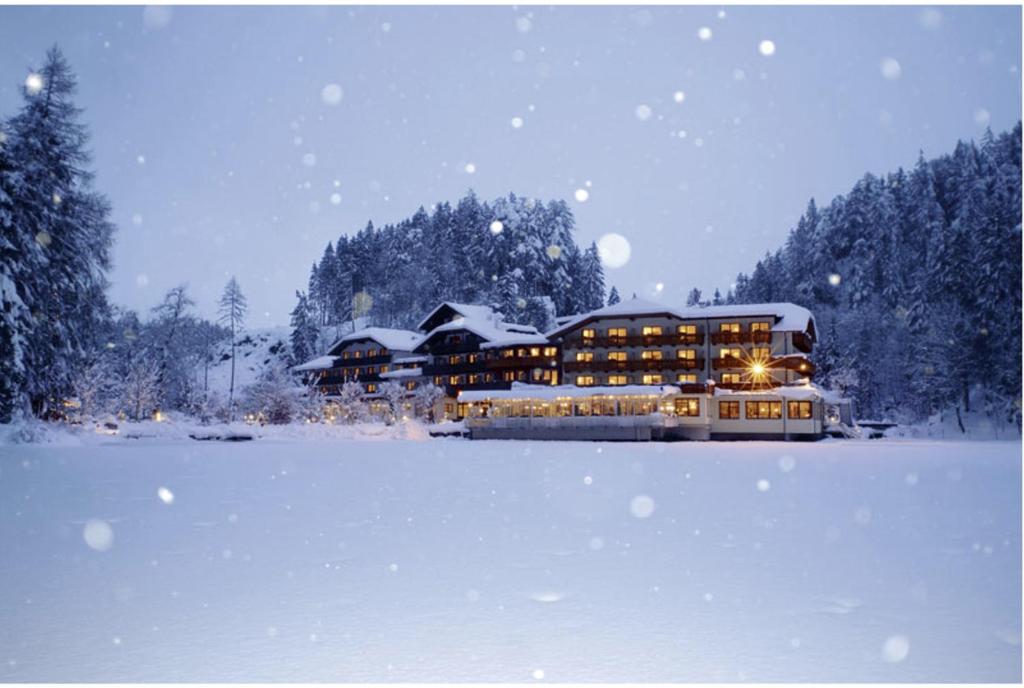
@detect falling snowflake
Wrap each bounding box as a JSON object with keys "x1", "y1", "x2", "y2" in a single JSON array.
[
  {"x1": 583, "y1": 475, "x2": 593, "y2": 485},
  {"x1": 673, "y1": 90, "x2": 686, "y2": 103},
  {"x1": 778, "y1": 455, "x2": 796, "y2": 473},
  {"x1": 588, "y1": 536, "x2": 605, "y2": 550},
  {"x1": 757, "y1": 479, "x2": 771, "y2": 492},
  {"x1": 698, "y1": 27, "x2": 713, "y2": 42},
  {"x1": 733, "y1": 68, "x2": 746, "y2": 81},
  {"x1": 136, "y1": 154, "x2": 146, "y2": 165},
  {"x1": 574, "y1": 188, "x2": 589, "y2": 202},
  {"x1": 511, "y1": 116, "x2": 524, "y2": 129},
  {"x1": 629, "y1": 494, "x2": 655, "y2": 518},
  {"x1": 489, "y1": 220, "x2": 504, "y2": 235},
  {"x1": 388, "y1": 563, "x2": 398, "y2": 572},
  {"x1": 321, "y1": 83, "x2": 344, "y2": 105},
  {"x1": 131, "y1": 213, "x2": 143, "y2": 226},
  {"x1": 759, "y1": 40, "x2": 776, "y2": 57},
  {"x1": 531, "y1": 669, "x2": 545, "y2": 680},
  {"x1": 464, "y1": 162, "x2": 476, "y2": 174},
  {"x1": 157, "y1": 486, "x2": 174, "y2": 504},
  {"x1": 546, "y1": 245, "x2": 562, "y2": 260},
  {"x1": 973, "y1": 108, "x2": 991, "y2": 126},
  {"x1": 882, "y1": 635, "x2": 910, "y2": 663},
  {"x1": 634, "y1": 104, "x2": 652, "y2": 121},
  {"x1": 828, "y1": 273, "x2": 842, "y2": 286},
  {"x1": 880, "y1": 57, "x2": 902, "y2": 80},
  {"x1": 516, "y1": 16, "x2": 532, "y2": 33},
  {"x1": 301, "y1": 153, "x2": 317, "y2": 167},
  {"x1": 83, "y1": 519, "x2": 114, "y2": 551},
  {"x1": 330, "y1": 193, "x2": 342, "y2": 205},
  {"x1": 597, "y1": 233, "x2": 631, "y2": 268}
]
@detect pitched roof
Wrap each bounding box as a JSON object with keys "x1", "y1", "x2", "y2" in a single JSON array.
[
  {"x1": 326, "y1": 327, "x2": 422, "y2": 355},
  {"x1": 546, "y1": 296, "x2": 816, "y2": 339},
  {"x1": 291, "y1": 355, "x2": 336, "y2": 372},
  {"x1": 416, "y1": 315, "x2": 546, "y2": 351},
  {"x1": 416, "y1": 302, "x2": 500, "y2": 332}
]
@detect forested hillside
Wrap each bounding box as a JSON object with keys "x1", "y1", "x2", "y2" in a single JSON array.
[
  {"x1": 298, "y1": 192, "x2": 606, "y2": 335},
  {"x1": 729, "y1": 124, "x2": 1022, "y2": 426}
]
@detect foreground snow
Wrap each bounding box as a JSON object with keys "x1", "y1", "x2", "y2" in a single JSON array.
[{"x1": 0, "y1": 437, "x2": 1019, "y2": 682}]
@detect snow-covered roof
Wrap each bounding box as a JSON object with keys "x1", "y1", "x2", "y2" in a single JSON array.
[
  {"x1": 714, "y1": 382, "x2": 824, "y2": 401},
  {"x1": 547, "y1": 297, "x2": 816, "y2": 339},
  {"x1": 416, "y1": 302, "x2": 500, "y2": 332},
  {"x1": 417, "y1": 316, "x2": 546, "y2": 350},
  {"x1": 326, "y1": 327, "x2": 422, "y2": 355},
  {"x1": 291, "y1": 355, "x2": 336, "y2": 372},
  {"x1": 458, "y1": 383, "x2": 680, "y2": 403},
  {"x1": 380, "y1": 367, "x2": 423, "y2": 379}
]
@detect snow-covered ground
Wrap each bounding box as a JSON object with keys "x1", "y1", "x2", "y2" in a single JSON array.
[{"x1": 0, "y1": 436, "x2": 1019, "y2": 682}]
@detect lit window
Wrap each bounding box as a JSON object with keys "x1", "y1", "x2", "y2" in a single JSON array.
[
  {"x1": 353, "y1": 350, "x2": 363, "y2": 359},
  {"x1": 577, "y1": 375, "x2": 595, "y2": 386},
  {"x1": 608, "y1": 327, "x2": 627, "y2": 339},
  {"x1": 501, "y1": 348, "x2": 515, "y2": 358},
  {"x1": 678, "y1": 324, "x2": 697, "y2": 335},
  {"x1": 675, "y1": 398, "x2": 700, "y2": 417},
  {"x1": 642, "y1": 374, "x2": 663, "y2": 384},
  {"x1": 530, "y1": 347, "x2": 540, "y2": 357},
  {"x1": 503, "y1": 370, "x2": 516, "y2": 382},
  {"x1": 467, "y1": 353, "x2": 479, "y2": 363},
  {"x1": 543, "y1": 347, "x2": 558, "y2": 356},
  {"x1": 719, "y1": 401, "x2": 740, "y2": 419},
  {"x1": 752, "y1": 347, "x2": 771, "y2": 359},
  {"x1": 642, "y1": 325, "x2": 663, "y2": 336},
  {"x1": 721, "y1": 348, "x2": 742, "y2": 358},
  {"x1": 448, "y1": 375, "x2": 459, "y2": 386},
  {"x1": 367, "y1": 348, "x2": 378, "y2": 357},
  {"x1": 433, "y1": 376, "x2": 443, "y2": 385},
  {"x1": 366, "y1": 383, "x2": 377, "y2": 393},
  {"x1": 608, "y1": 351, "x2": 628, "y2": 361},
  {"x1": 582, "y1": 328, "x2": 596, "y2": 339},
  {"x1": 354, "y1": 367, "x2": 362, "y2": 376},
  {"x1": 751, "y1": 321, "x2": 771, "y2": 332},
  {"x1": 641, "y1": 350, "x2": 663, "y2": 360},
  {"x1": 608, "y1": 375, "x2": 628, "y2": 385},
  {"x1": 468, "y1": 374, "x2": 479, "y2": 384},
  {"x1": 342, "y1": 351, "x2": 350, "y2": 359},
  {"x1": 677, "y1": 373, "x2": 697, "y2": 384},
  {"x1": 576, "y1": 351, "x2": 594, "y2": 362},
  {"x1": 721, "y1": 373, "x2": 741, "y2": 384},
  {"x1": 406, "y1": 382, "x2": 415, "y2": 390},
  {"x1": 380, "y1": 365, "x2": 389, "y2": 373},
  {"x1": 720, "y1": 322, "x2": 741, "y2": 333},
  {"x1": 787, "y1": 400, "x2": 813, "y2": 419},
  {"x1": 677, "y1": 349, "x2": 696, "y2": 360},
  {"x1": 746, "y1": 400, "x2": 782, "y2": 419}
]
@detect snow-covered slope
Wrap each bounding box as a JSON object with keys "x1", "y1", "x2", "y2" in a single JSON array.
[
  {"x1": 0, "y1": 438, "x2": 1019, "y2": 682},
  {"x1": 204, "y1": 327, "x2": 292, "y2": 395}
]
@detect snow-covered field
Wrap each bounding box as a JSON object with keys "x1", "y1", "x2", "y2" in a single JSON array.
[{"x1": 0, "y1": 436, "x2": 1019, "y2": 682}]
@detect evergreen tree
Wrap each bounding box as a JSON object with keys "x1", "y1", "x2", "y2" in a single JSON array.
[
  {"x1": 607, "y1": 286, "x2": 621, "y2": 306},
  {"x1": 289, "y1": 291, "x2": 319, "y2": 365},
  {"x1": 217, "y1": 277, "x2": 247, "y2": 421},
  {"x1": 686, "y1": 287, "x2": 702, "y2": 307},
  {"x1": 4, "y1": 46, "x2": 115, "y2": 417}
]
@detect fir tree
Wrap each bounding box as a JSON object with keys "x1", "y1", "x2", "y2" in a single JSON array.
[
  {"x1": 607, "y1": 286, "x2": 621, "y2": 306},
  {"x1": 217, "y1": 276, "x2": 247, "y2": 421},
  {"x1": 289, "y1": 291, "x2": 319, "y2": 365}
]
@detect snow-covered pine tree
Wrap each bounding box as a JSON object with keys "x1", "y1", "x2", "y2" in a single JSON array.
[
  {"x1": 686, "y1": 288, "x2": 702, "y2": 307},
  {"x1": 578, "y1": 242, "x2": 605, "y2": 311},
  {"x1": 5, "y1": 46, "x2": 115, "y2": 417},
  {"x1": 217, "y1": 276, "x2": 247, "y2": 421},
  {"x1": 607, "y1": 285, "x2": 621, "y2": 306},
  {"x1": 289, "y1": 291, "x2": 320, "y2": 366}
]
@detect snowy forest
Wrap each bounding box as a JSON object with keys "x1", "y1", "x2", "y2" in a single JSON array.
[
  {"x1": 296, "y1": 192, "x2": 608, "y2": 336},
  {"x1": 724, "y1": 124, "x2": 1022, "y2": 425}
]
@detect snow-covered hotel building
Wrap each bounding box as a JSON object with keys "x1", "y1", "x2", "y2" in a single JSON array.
[{"x1": 297, "y1": 297, "x2": 832, "y2": 440}]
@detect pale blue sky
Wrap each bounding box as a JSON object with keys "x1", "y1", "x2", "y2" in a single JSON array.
[{"x1": 0, "y1": 5, "x2": 1019, "y2": 325}]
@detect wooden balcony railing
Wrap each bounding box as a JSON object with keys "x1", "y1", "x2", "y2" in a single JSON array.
[
  {"x1": 564, "y1": 358, "x2": 705, "y2": 373},
  {"x1": 422, "y1": 360, "x2": 489, "y2": 376},
  {"x1": 485, "y1": 356, "x2": 559, "y2": 370},
  {"x1": 709, "y1": 331, "x2": 773, "y2": 345},
  {"x1": 565, "y1": 333, "x2": 704, "y2": 348},
  {"x1": 332, "y1": 353, "x2": 392, "y2": 367},
  {"x1": 711, "y1": 356, "x2": 816, "y2": 375},
  {"x1": 792, "y1": 331, "x2": 813, "y2": 353}
]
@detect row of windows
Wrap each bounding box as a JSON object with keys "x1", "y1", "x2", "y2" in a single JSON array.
[
  {"x1": 718, "y1": 400, "x2": 814, "y2": 420},
  {"x1": 571, "y1": 372, "x2": 793, "y2": 386},
  {"x1": 498, "y1": 346, "x2": 559, "y2": 358},
  {"x1": 434, "y1": 369, "x2": 559, "y2": 386},
  {"x1": 340, "y1": 347, "x2": 389, "y2": 360},
  {"x1": 363, "y1": 381, "x2": 419, "y2": 394},
  {"x1": 579, "y1": 322, "x2": 772, "y2": 338},
  {"x1": 574, "y1": 349, "x2": 700, "y2": 362}
]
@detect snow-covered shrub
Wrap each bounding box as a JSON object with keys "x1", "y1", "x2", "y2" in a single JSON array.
[
  {"x1": 331, "y1": 381, "x2": 368, "y2": 424},
  {"x1": 118, "y1": 353, "x2": 162, "y2": 421},
  {"x1": 240, "y1": 365, "x2": 300, "y2": 424},
  {"x1": 378, "y1": 381, "x2": 407, "y2": 425},
  {"x1": 70, "y1": 358, "x2": 114, "y2": 420},
  {"x1": 413, "y1": 383, "x2": 446, "y2": 423}
]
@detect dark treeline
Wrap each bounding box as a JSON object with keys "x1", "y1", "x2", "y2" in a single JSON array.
[
  {"x1": 727, "y1": 124, "x2": 1022, "y2": 426},
  {"x1": 293, "y1": 192, "x2": 606, "y2": 357}
]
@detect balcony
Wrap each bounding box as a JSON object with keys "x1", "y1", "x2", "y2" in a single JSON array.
[
  {"x1": 564, "y1": 358, "x2": 705, "y2": 373},
  {"x1": 333, "y1": 353, "x2": 392, "y2": 367},
  {"x1": 565, "y1": 333, "x2": 704, "y2": 348},
  {"x1": 709, "y1": 331, "x2": 773, "y2": 345},
  {"x1": 711, "y1": 356, "x2": 746, "y2": 370},
  {"x1": 485, "y1": 356, "x2": 559, "y2": 370},
  {"x1": 710, "y1": 356, "x2": 816, "y2": 376},
  {"x1": 423, "y1": 359, "x2": 489, "y2": 377}
]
